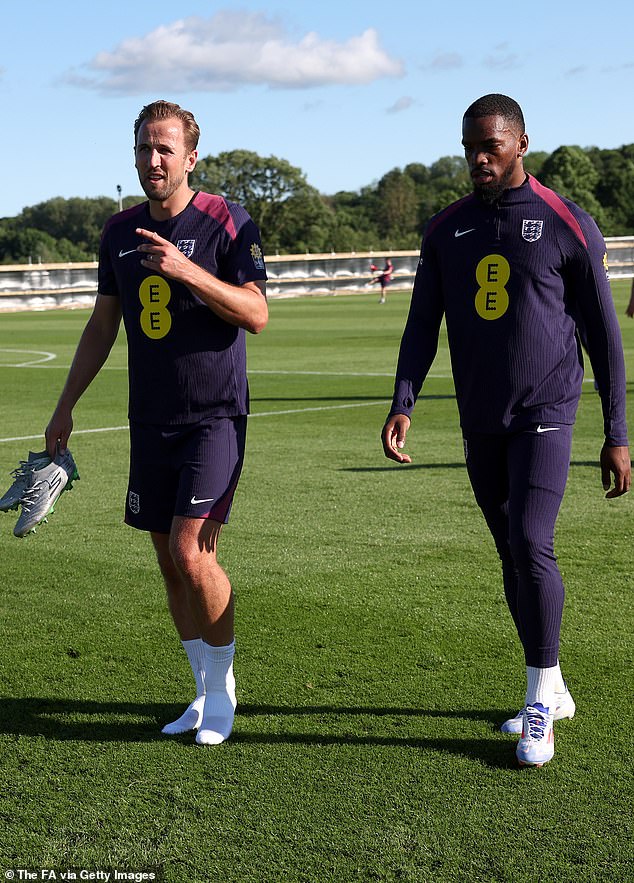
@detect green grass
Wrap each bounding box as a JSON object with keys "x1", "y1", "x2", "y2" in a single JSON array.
[{"x1": 0, "y1": 282, "x2": 632, "y2": 882}]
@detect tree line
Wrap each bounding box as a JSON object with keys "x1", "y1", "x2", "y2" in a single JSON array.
[{"x1": 1, "y1": 143, "x2": 633, "y2": 264}]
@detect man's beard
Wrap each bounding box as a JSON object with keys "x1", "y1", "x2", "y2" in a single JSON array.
[
  {"x1": 140, "y1": 171, "x2": 186, "y2": 203},
  {"x1": 473, "y1": 164, "x2": 516, "y2": 204}
]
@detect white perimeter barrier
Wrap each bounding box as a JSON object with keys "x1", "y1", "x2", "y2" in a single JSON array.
[{"x1": 1, "y1": 241, "x2": 632, "y2": 312}]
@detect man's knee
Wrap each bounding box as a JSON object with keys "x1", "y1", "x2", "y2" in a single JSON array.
[
  {"x1": 151, "y1": 532, "x2": 178, "y2": 579},
  {"x1": 168, "y1": 519, "x2": 222, "y2": 581},
  {"x1": 509, "y1": 527, "x2": 556, "y2": 576}
]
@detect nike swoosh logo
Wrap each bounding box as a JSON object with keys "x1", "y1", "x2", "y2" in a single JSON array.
[
  {"x1": 536, "y1": 425, "x2": 560, "y2": 433},
  {"x1": 191, "y1": 496, "x2": 215, "y2": 505},
  {"x1": 118, "y1": 248, "x2": 138, "y2": 258},
  {"x1": 454, "y1": 228, "x2": 475, "y2": 238}
]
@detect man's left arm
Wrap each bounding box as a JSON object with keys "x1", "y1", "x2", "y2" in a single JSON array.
[
  {"x1": 600, "y1": 444, "x2": 631, "y2": 498},
  {"x1": 571, "y1": 217, "x2": 630, "y2": 497},
  {"x1": 136, "y1": 228, "x2": 268, "y2": 334}
]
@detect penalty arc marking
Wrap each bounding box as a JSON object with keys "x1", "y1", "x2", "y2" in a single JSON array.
[{"x1": 0, "y1": 348, "x2": 57, "y2": 367}]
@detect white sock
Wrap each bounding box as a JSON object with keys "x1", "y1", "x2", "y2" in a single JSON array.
[
  {"x1": 183, "y1": 638, "x2": 206, "y2": 696},
  {"x1": 196, "y1": 640, "x2": 237, "y2": 746},
  {"x1": 162, "y1": 638, "x2": 206, "y2": 735},
  {"x1": 525, "y1": 664, "x2": 561, "y2": 711}
]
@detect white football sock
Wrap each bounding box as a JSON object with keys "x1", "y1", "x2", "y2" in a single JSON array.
[
  {"x1": 162, "y1": 638, "x2": 206, "y2": 735},
  {"x1": 525, "y1": 664, "x2": 561, "y2": 710},
  {"x1": 552, "y1": 661, "x2": 567, "y2": 694},
  {"x1": 196, "y1": 640, "x2": 237, "y2": 746}
]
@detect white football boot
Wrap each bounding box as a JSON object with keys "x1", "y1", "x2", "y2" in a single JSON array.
[
  {"x1": 501, "y1": 685, "x2": 575, "y2": 734},
  {"x1": 14, "y1": 448, "x2": 79, "y2": 537},
  {"x1": 516, "y1": 703, "x2": 555, "y2": 767},
  {"x1": 0, "y1": 451, "x2": 51, "y2": 511}
]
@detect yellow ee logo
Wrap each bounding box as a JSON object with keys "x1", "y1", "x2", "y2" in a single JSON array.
[
  {"x1": 475, "y1": 254, "x2": 510, "y2": 320},
  {"x1": 139, "y1": 275, "x2": 172, "y2": 339}
]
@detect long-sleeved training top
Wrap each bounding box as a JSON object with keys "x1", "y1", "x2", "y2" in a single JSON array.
[{"x1": 389, "y1": 174, "x2": 628, "y2": 445}]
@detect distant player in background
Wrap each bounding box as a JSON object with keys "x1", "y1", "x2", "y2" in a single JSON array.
[
  {"x1": 369, "y1": 257, "x2": 394, "y2": 303},
  {"x1": 626, "y1": 277, "x2": 634, "y2": 317},
  {"x1": 382, "y1": 94, "x2": 630, "y2": 767},
  {"x1": 45, "y1": 100, "x2": 268, "y2": 745}
]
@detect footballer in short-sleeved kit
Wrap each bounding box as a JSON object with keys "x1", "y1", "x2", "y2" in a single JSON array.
[
  {"x1": 98, "y1": 192, "x2": 267, "y2": 531},
  {"x1": 99, "y1": 191, "x2": 267, "y2": 424},
  {"x1": 390, "y1": 174, "x2": 628, "y2": 445}
]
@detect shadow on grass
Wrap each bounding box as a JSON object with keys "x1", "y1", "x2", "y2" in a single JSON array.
[
  {"x1": 344, "y1": 459, "x2": 604, "y2": 473},
  {"x1": 252, "y1": 396, "x2": 391, "y2": 403},
  {"x1": 0, "y1": 698, "x2": 517, "y2": 767},
  {"x1": 250, "y1": 395, "x2": 455, "y2": 403},
  {"x1": 342, "y1": 463, "x2": 466, "y2": 472}
]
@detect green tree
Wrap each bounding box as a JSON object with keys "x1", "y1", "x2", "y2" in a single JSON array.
[
  {"x1": 538, "y1": 146, "x2": 607, "y2": 225},
  {"x1": 376, "y1": 169, "x2": 419, "y2": 245},
  {"x1": 327, "y1": 187, "x2": 381, "y2": 250},
  {"x1": 19, "y1": 196, "x2": 118, "y2": 254},
  {"x1": 191, "y1": 150, "x2": 336, "y2": 253},
  {"x1": 5, "y1": 141, "x2": 634, "y2": 256},
  {"x1": 403, "y1": 162, "x2": 431, "y2": 188},
  {"x1": 524, "y1": 150, "x2": 549, "y2": 179},
  {"x1": 586, "y1": 147, "x2": 634, "y2": 234},
  {"x1": 413, "y1": 156, "x2": 471, "y2": 227},
  {"x1": 0, "y1": 220, "x2": 88, "y2": 264}
]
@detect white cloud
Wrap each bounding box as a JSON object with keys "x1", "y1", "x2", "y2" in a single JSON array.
[
  {"x1": 386, "y1": 96, "x2": 414, "y2": 114},
  {"x1": 66, "y1": 12, "x2": 404, "y2": 94},
  {"x1": 565, "y1": 65, "x2": 587, "y2": 77},
  {"x1": 426, "y1": 52, "x2": 463, "y2": 71},
  {"x1": 600, "y1": 62, "x2": 634, "y2": 73},
  {"x1": 483, "y1": 43, "x2": 519, "y2": 71}
]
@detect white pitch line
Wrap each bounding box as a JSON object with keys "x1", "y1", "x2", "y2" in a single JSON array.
[
  {"x1": 0, "y1": 426, "x2": 129, "y2": 444},
  {"x1": 2, "y1": 363, "x2": 453, "y2": 378},
  {"x1": 0, "y1": 363, "x2": 128, "y2": 370},
  {"x1": 251, "y1": 400, "x2": 389, "y2": 417},
  {"x1": 0, "y1": 363, "x2": 454, "y2": 382},
  {"x1": 0, "y1": 348, "x2": 57, "y2": 367},
  {"x1": 0, "y1": 400, "x2": 391, "y2": 445}
]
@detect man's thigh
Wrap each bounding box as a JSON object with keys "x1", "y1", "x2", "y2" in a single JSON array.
[
  {"x1": 464, "y1": 425, "x2": 573, "y2": 509},
  {"x1": 126, "y1": 416, "x2": 247, "y2": 533},
  {"x1": 463, "y1": 432, "x2": 509, "y2": 514},
  {"x1": 507, "y1": 424, "x2": 573, "y2": 501},
  {"x1": 506, "y1": 424, "x2": 573, "y2": 545}
]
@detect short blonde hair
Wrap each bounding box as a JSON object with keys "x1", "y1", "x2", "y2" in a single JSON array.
[{"x1": 134, "y1": 100, "x2": 200, "y2": 152}]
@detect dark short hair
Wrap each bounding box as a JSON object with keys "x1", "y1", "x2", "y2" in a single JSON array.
[
  {"x1": 463, "y1": 94, "x2": 525, "y2": 133},
  {"x1": 134, "y1": 100, "x2": 200, "y2": 152}
]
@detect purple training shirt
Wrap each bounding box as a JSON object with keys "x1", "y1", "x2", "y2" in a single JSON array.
[{"x1": 99, "y1": 192, "x2": 267, "y2": 425}]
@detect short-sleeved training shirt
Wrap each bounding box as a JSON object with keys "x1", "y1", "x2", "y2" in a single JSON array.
[
  {"x1": 98, "y1": 192, "x2": 267, "y2": 425},
  {"x1": 390, "y1": 175, "x2": 628, "y2": 446}
]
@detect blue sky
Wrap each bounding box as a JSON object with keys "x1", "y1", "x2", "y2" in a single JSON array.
[{"x1": 2, "y1": 0, "x2": 633, "y2": 218}]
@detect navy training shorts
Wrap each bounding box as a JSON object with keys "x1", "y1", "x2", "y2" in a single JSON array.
[{"x1": 125, "y1": 415, "x2": 247, "y2": 533}]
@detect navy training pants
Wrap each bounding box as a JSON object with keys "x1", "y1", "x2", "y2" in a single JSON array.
[{"x1": 464, "y1": 424, "x2": 573, "y2": 668}]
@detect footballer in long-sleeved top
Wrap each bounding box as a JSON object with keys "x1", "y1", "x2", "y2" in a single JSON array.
[
  {"x1": 390, "y1": 174, "x2": 628, "y2": 446},
  {"x1": 99, "y1": 191, "x2": 267, "y2": 426}
]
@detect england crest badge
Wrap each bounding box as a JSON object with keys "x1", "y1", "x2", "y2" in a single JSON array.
[
  {"x1": 176, "y1": 240, "x2": 196, "y2": 258},
  {"x1": 521, "y1": 220, "x2": 543, "y2": 242}
]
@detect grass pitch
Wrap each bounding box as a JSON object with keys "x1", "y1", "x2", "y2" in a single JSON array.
[{"x1": 0, "y1": 282, "x2": 632, "y2": 882}]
